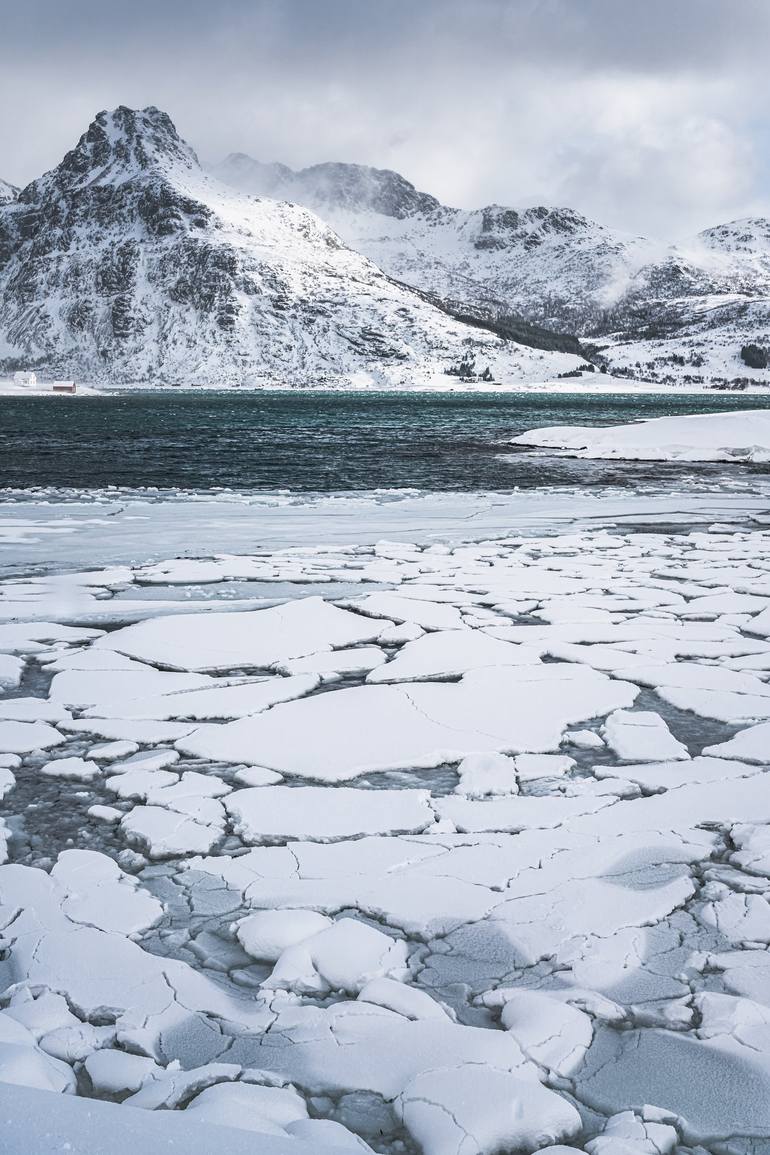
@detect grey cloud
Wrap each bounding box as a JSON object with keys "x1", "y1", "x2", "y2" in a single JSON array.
[{"x1": 2, "y1": 0, "x2": 767, "y2": 237}]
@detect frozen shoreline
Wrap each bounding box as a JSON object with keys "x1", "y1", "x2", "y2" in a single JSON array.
[
  {"x1": 3, "y1": 375, "x2": 770, "y2": 397},
  {"x1": 3, "y1": 482, "x2": 770, "y2": 576},
  {"x1": 513, "y1": 408, "x2": 770, "y2": 462}
]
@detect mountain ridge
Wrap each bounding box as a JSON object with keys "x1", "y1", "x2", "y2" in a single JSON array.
[
  {"x1": 210, "y1": 152, "x2": 770, "y2": 386},
  {"x1": 0, "y1": 106, "x2": 581, "y2": 386}
]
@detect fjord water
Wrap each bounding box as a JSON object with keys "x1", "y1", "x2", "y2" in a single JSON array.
[{"x1": 4, "y1": 390, "x2": 770, "y2": 492}]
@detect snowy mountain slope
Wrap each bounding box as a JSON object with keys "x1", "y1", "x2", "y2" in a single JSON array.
[
  {"x1": 0, "y1": 108, "x2": 582, "y2": 387},
  {"x1": 212, "y1": 155, "x2": 770, "y2": 387},
  {"x1": 605, "y1": 219, "x2": 770, "y2": 323},
  {"x1": 592, "y1": 218, "x2": 770, "y2": 386},
  {"x1": 210, "y1": 154, "x2": 658, "y2": 333},
  {"x1": 0, "y1": 179, "x2": 17, "y2": 205}
]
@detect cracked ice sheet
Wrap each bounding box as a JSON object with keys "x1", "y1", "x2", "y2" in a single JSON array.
[
  {"x1": 0, "y1": 859, "x2": 272, "y2": 1044},
  {"x1": 84, "y1": 673, "x2": 320, "y2": 722},
  {"x1": 366, "y1": 628, "x2": 542, "y2": 683},
  {"x1": 96, "y1": 597, "x2": 384, "y2": 673},
  {"x1": 178, "y1": 664, "x2": 638, "y2": 780},
  {"x1": 395, "y1": 1065, "x2": 581, "y2": 1155},
  {"x1": 594, "y1": 756, "x2": 764, "y2": 792},
  {"x1": 575, "y1": 1024, "x2": 770, "y2": 1144},
  {"x1": 185, "y1": 824, "x2": 711, "y2": 942},
  {"x1": 615, "y1": 660, "x2": 770, "y2": 723},
  {"x1": 6, "y1": 527, "x2": 770, "y2": 1151},
  {"x1": 226, "y1": 786, "x2": 435, "y2": 844}
]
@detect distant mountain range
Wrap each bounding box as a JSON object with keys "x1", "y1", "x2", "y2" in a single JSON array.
[
  {"x1": 1, "y1": 108, "x2": 768, "y2": 388},
  {"x1": 0, "y1": 108, "x2": 582, "y2": 387},
  {"x1": 209, "y1": 154, "x2": 655, "y2": 333},
  {"x1": 211, "y1": 154, "x2": 770, "y2": 387}
]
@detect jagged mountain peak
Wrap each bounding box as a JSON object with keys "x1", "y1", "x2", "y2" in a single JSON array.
[
  {"x1": 292, "y1": 161, "x2": 442, "y2": 218},
  {"x1": 209, "y1": 154, "x2": 441, "y2": 219},
  {"x1": 472, "y1": 203, "x2": 606, "y2": 249},
  {"x1": 22, "y1": 106, "x2": 198, "y2": 200}
]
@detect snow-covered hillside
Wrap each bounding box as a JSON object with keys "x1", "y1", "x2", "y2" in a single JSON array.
[
  {"x1": 595, "y1": 220, "x2": 770, "y2": 387},
  {"x1": 210, "y1": 154, "x2": 656, "y2": 334},
  {"x1": 0, "y1": 108, "x2": 583, "y2": 387},
  {"x1": 0, "y1": 179, "x2": 17, "y2": 205},
  {"x1": 212, "y1": 155, "x2": 770, "y2": 388}
]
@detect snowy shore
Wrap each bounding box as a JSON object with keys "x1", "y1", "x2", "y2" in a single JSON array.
[
  {"x1": 0, "y1": 380, "x2": 100, "y2": 398},
  {"x1": 513, "y1": 408, "x2": 770, "y2": 461},
  {"x1": 3, "y1": 375, "x2": 770, "y2": 397}
]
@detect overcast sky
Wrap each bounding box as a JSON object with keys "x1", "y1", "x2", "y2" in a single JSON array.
[{"x1": 3, "y1": 0, "x2": 767, "y2": 238}]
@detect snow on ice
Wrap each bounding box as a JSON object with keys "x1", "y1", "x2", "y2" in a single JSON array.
[{"x1": 2, "y1": 525, "x2": 770, "y2": 1152}]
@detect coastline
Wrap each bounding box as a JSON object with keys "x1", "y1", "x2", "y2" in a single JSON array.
[{"x1": 2, "y1": 375, "x2": 770, "y2": 398}]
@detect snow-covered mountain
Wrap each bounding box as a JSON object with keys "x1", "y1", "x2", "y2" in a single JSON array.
[
  {"x1": 209, "y1": 154, "x2": 656, "y2": 334},
  {"x1": 0, "y1": 179, "x2": 17, "y2": 205},
  {"x1": 0, "y1": 108, "x2": 583, "y2": 387},
  {"x1": 211, "y1": 154, "x2": 770, "y2": 387},
  {"x1": 595, "y1": 218, "x2": 770, "y2": 386}
]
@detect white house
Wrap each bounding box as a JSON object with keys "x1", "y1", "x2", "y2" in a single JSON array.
[{"x1": 13, "y1": 371, "x2": 37, "y2": 386}]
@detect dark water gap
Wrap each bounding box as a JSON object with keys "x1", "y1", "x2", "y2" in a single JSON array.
[{"x1": 4, "y1": 389, "x2": 770, "y2": 491}]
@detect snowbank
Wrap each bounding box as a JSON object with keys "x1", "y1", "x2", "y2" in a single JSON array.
[{"x1": 512, "y1": 408, "x2": 770, "y2": 462}]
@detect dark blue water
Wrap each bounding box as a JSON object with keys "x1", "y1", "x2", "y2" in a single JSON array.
[{"x1": 4, "y1": 390, "x2": 770, "y2": 491}]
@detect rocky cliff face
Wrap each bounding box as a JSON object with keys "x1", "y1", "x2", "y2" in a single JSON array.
[
  {"x1": 0, "y1": 179, "x2": 17, "y2": 205},
  {"x1": 0, "y1": 108, "x2": 582, "y2": 385}
]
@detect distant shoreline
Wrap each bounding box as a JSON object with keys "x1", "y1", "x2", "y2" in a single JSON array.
[{"x1": 3, "y1": 377, "x2": 769, "y2": 398}]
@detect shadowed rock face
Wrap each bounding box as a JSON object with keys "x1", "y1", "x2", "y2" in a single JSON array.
[{"x1": 0, "y1": 108, "x2": 231, "y2": 377}]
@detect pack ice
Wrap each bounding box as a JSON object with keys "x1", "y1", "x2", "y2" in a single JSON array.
[{"x1": 1, "y1": 526, "x2": 770, "y2": 1153}]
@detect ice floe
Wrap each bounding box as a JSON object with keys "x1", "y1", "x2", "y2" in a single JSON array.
[
  {"x1": 602, "y1": 709, "x2": 690, "y2": 762},
  {"x1": 226, "y1": 786, "x2": 435, "y2": 843},
  {"x1": 40, "y1": 755, "x2": 101, "y2": 781},
  {"x1": 0, "y1": 719, "x2": 66, "y2": 754},
  {"x1": 2, "y1": 524, "x2": 770, "y2": 1151},
  {"x1": 395, "y1": 1065, "x2": 581, "y2": 1155},
  {"x1": 262, "y1": 918, "x2": 409, "y2": 995},
  {"x1": 180, "y1": 665, "x2": 637, "y2": 780},
  {"x1": 98, "y1": 597, "x2": 383, "y2": 672}
]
